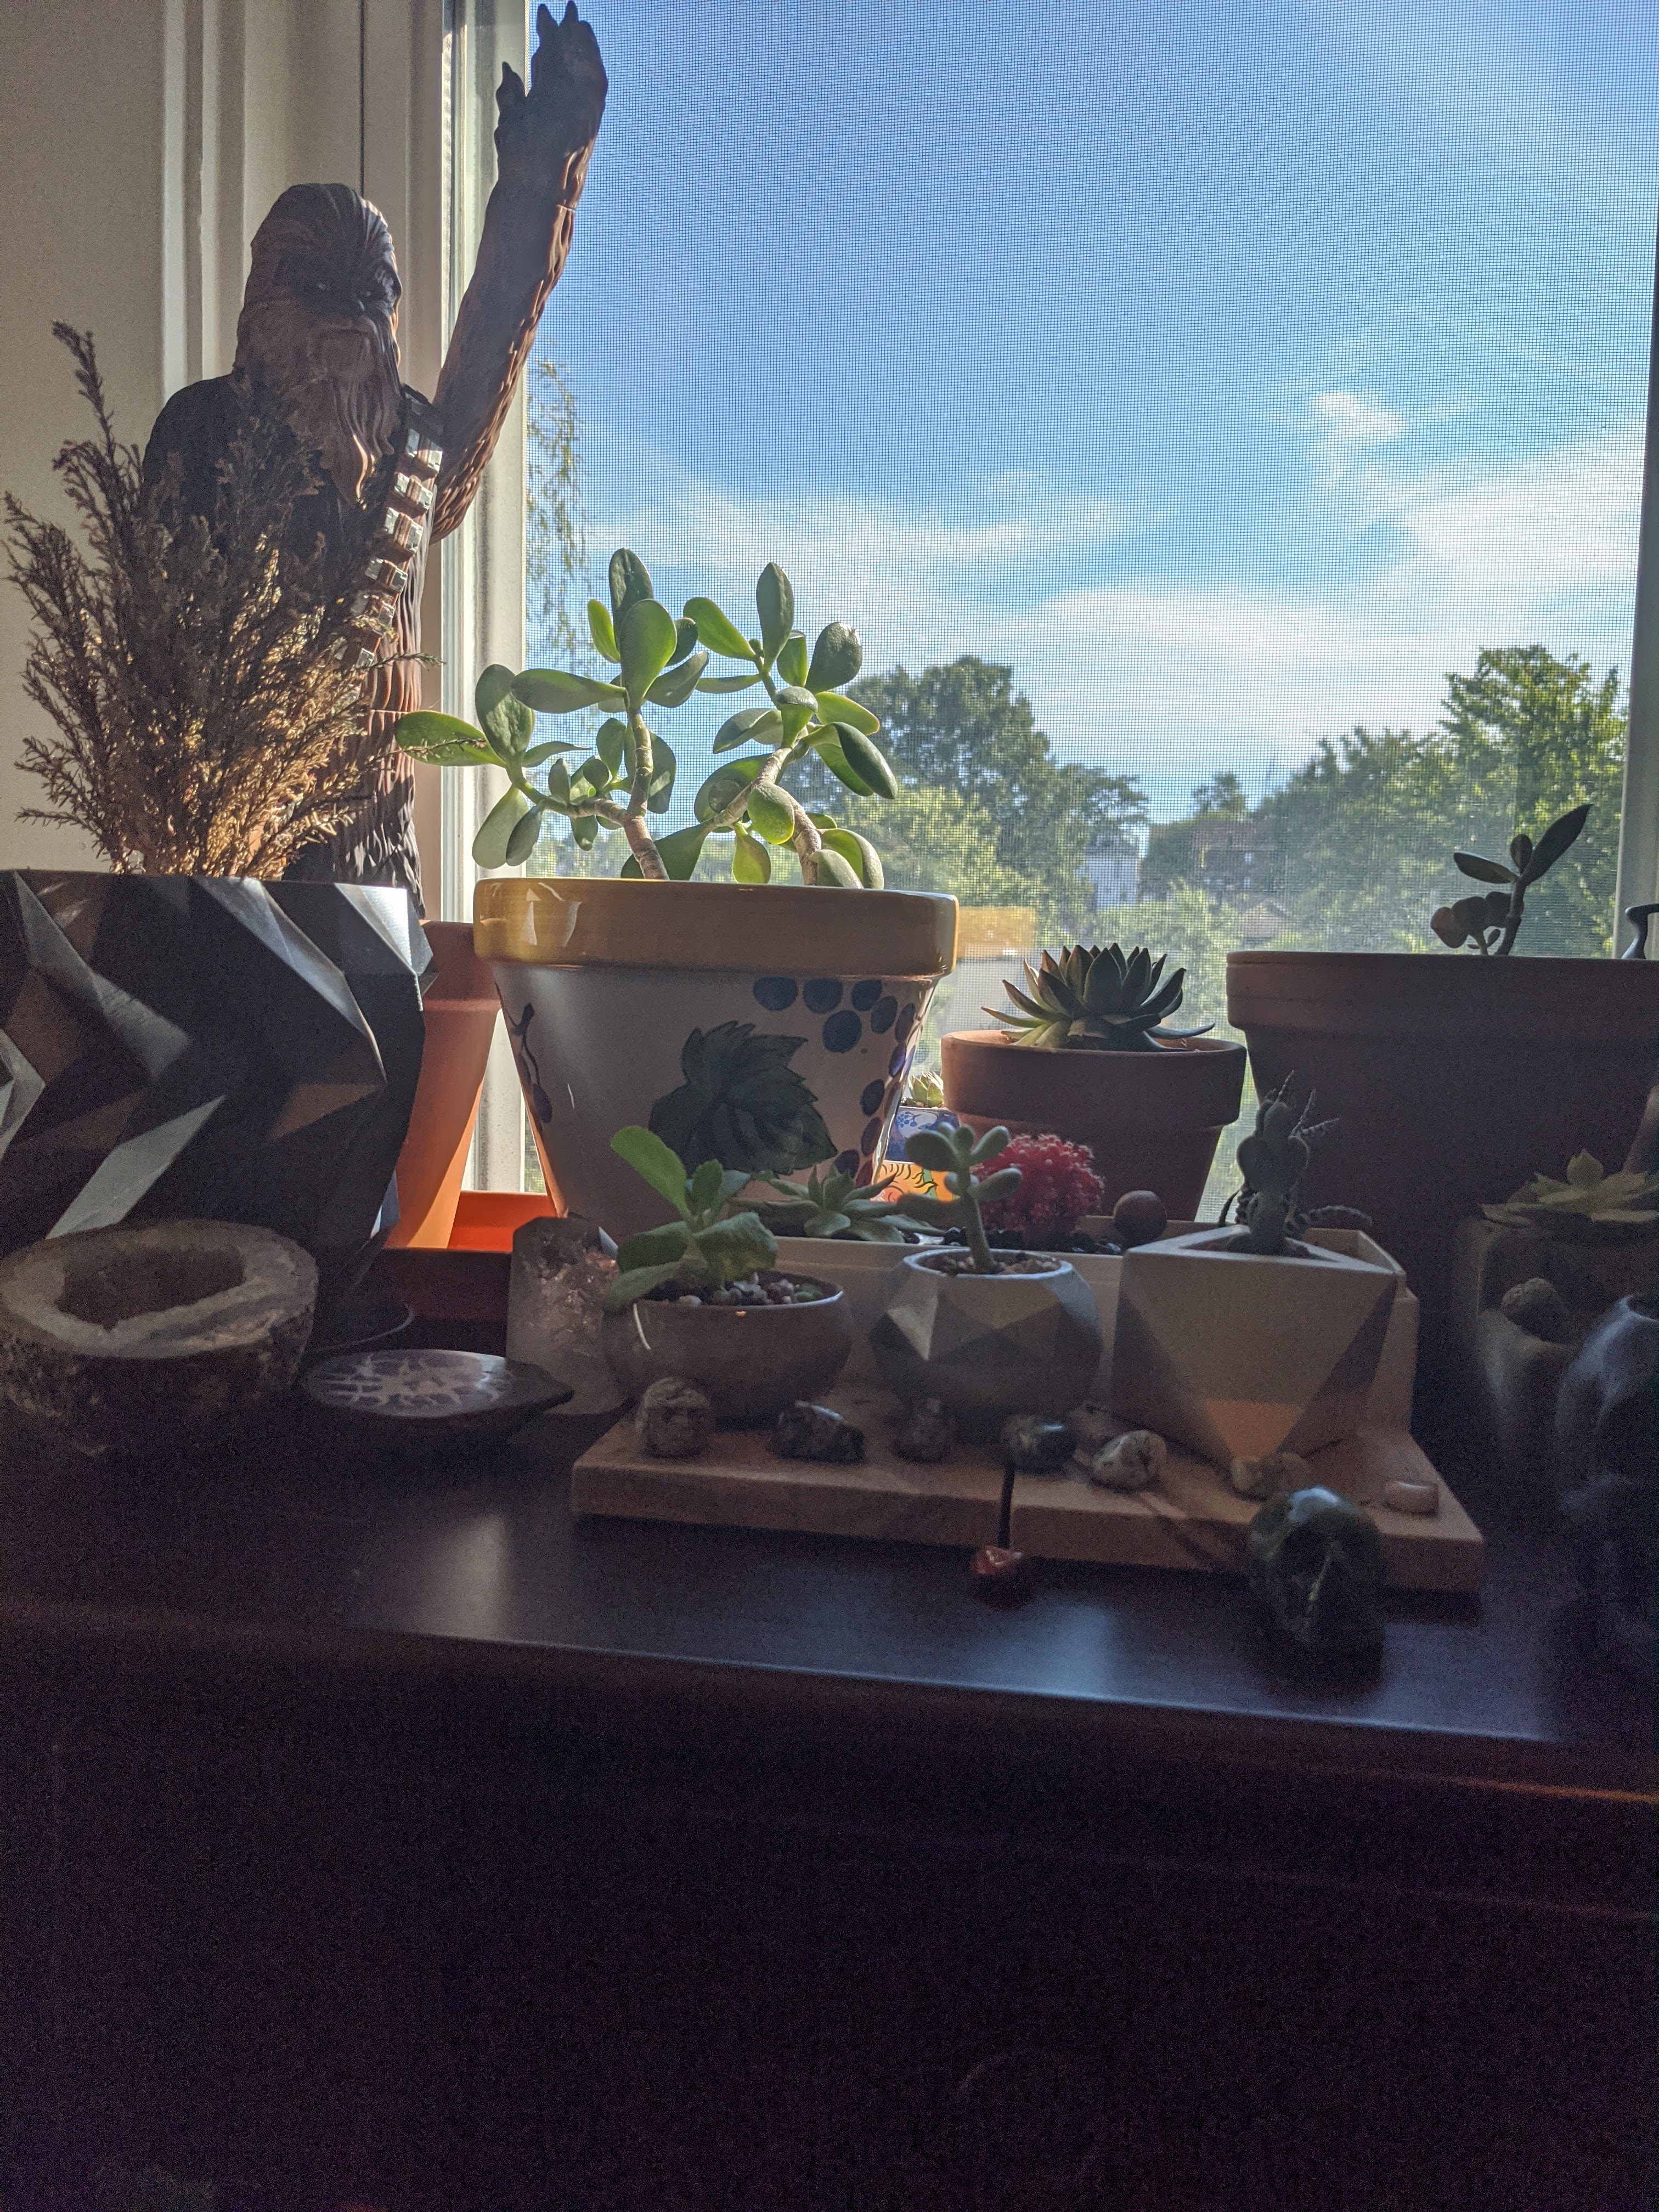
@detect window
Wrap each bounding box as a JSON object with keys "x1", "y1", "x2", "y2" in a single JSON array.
[{"x1": 446, "y1": 1, "x2": 1659, "y2": 1182}]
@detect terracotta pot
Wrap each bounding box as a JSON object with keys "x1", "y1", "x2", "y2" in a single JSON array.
[
  {"x1": 1227, "y1": 952, "x2": 1659, "y2": 1335},
  {"x1": 939, "y1": 1030, "x2": 1247, "y2": 1218},
  {"x1": 386, "y1": 921, "x2": 501, "y2": 1250},
  {"x1": 600, "y1": 1275, "x2": 851, "y2": 1421},
  {"x1": 475, "y1": 878, "x2": 957, "y2": 1241},
  {"x1": 870, "y1": 1250, "x2": 1102, "y2": 1440}
]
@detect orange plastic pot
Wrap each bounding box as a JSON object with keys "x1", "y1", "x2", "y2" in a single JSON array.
[
  {"x1": 940, "y1": 1030, "x2": 1247, "y2": 1220},
  {"x1": 386, "y1": 921, "x2": 501, "y2": 1249},
  {"x1": 1226, "y1": 950, "x2": 1659, "y2": 1331}
]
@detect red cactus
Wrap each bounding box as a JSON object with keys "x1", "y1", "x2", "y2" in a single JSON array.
[{"x1": 979, "y1": 1133, "x2": 1104, "y2": 1246}]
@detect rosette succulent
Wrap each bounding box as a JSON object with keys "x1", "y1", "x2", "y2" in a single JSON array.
[
  {"x1": 394, "y1": 549, "x2": 899, "y2": 887},
  {"x1": 990, "y1": 943, "x2": 1212, "y2": 1052},
  {"x1": 1483, "y1": 1152, "x2": 1659, "y2": 1243}
]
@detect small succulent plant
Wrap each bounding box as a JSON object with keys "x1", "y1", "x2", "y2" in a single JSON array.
[
  {"x1": 905, "y1": 1068, "x2": 945, "y2": 1108},
  {"x1": 753, "y1": 1164, "x2": 915, "y2": 1242},
  {"x1": 978, "y1": 1133, "x2": 1104, "y2": 1249},
  {"x1": 990, "y1": 943, "x2": 1213, "y2": 1052},
  {"x1": 603, "y1": 1127, "x2": 777, "y2": 1309},
  {"x1": 893, "y1": 1122, "x2": 1023, "y2": 1274},
  {"x1": 1483, "y1": 1152, "x2": 1659, "y2": 1244},
  {"x1": 1223, "y1": 1088, "x2": 1329, "y2": 1256},
  {"x1": 1430, "y1": 802, "x2": 1589, "y2": 954},
  {"x1": 395, "y1": 549, "x2": 898, "y2": 886}
]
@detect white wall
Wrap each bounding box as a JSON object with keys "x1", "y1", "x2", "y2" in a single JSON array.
[{"x1": 0, "y1": 0, "x2": 444, "y2": 874}]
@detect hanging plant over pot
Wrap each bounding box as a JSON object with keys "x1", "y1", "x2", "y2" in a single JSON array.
[{"x1": 941, "y1": 939, "x2": 1245, "y2": 1220}]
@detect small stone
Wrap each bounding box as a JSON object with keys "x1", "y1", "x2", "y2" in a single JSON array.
[
  {"x1": 636, "y1": 1376, "x2": 715, "y2": 1459},
  {"x1": 1382, "y1": 1475, "x2": 1440, "y2": 1516},
  {"x1": 1228, "y1": 1449, "x2": 1311, "y2": 1502},
  {"x1": 1088, "y1": 1429, "x2": 1166, "y2": 1491},
  {"x1": 1113, "y1": 1190, "x2": 1167, "y2": 1249},
  {"x1": 676, "y1": 1294, "x2": 703, "y2": 1307},
  {"x1": 1499, "y1": 1276, "x2": 1573, "y2": 1344},
  {"x1": 770, "y1": 1401, "x2": 866, "y2": 1464},
  {"x1": 999, "y1": 1414, "x2": 1072, "y2": 1472},
  {"x1": 1066, "y1": 1403, "x2": 1118, "y2": 1457},
  {"x1": 970, "y1": 1543, "x2": 1025, "y2": 1600},
  {"x1": 894, "y1": 1396, "x2": 956, "y2": 1462}
]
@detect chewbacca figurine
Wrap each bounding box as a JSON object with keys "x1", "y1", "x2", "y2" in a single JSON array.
[{"x1": 142, "y1": 2, "x2": 606, "y2": 903}]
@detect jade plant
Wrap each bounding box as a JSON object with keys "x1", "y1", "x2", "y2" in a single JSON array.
[
  {"x1": 1429, "y1": 801, "x2": 1589, "y2": 953},
  {"x1": 394, "y1": 549, "x2": 899, "y2": 885},
  {"x1": 752, "y1": 1164, "x2": 917, "y2": 1242},
  {"x1": 1483, "y1": 1152, "x2": 1659, "y2": 1243},
  {"x1": 894, "y1": 1123, "x2": 1023, "y2": 1272},
  {"x1": 603, "y1": 1127, "x2": 780, "y2": 1310},
  {"x1": 990, "y1": 943, "x2": 1212, "y2": 1051}
]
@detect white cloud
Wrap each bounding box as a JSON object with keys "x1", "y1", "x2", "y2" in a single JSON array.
[
  {"x1": 583, "y1": 413, "x2": 1643, "y2": 807},
  {"x1": 1311, "y1": 388, "x2": 1406, "y2": 477}
]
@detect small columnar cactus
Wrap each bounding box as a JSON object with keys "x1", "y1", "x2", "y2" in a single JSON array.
[{"x1": 1229, "y1": 1091, "x2": 1315, "y2": 1255}]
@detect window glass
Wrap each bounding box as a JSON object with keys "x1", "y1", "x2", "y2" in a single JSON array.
[{"x1": 526, "y1": 0, "x2": 1659, "y2": 1052}]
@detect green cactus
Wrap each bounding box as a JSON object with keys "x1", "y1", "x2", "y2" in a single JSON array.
[
  {"x1": 647, "y1": 1020, "x2": 834, "y2": 1178},
  {"x1": 990, "y1": 943, "x2": 1213, "y2": 1052},
  {"x1": 1229, "y1": 1090, "x2": 1316, "y2": 1255}
]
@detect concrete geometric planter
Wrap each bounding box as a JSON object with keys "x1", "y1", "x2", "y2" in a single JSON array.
[
  {"x1": 1110, "y1": 1228, "x2": 1398, "y2": 1468},
  {"x1": 475, "y1": 877, "x2": 957, "y2": 1242},
  {"x1": 600, "y1": 1278, "x2": 852, "y2": 1422},
  {"x1": 870, "y1": 1250, "x2": 1103, "y2": 1441}
]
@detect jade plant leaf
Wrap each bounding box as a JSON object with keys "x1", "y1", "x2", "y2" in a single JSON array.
[
  {"x1": 684, "y1": 596, "x2": 754, "y2": 662},
  {"x1": 512, "y1": 669, "x2": 625, "y2": 714},
  {"x1": 394, "y1": 713, "x2": 495, "y2": 766},
  {"x1": 755, "y1": 563, "x2": 795, "y2": 659},
  {"x1": 805, "y1": 622, "x2": 862, "y2": 691},
  {"x1": 617, "y1": 597, "x2": 679, "y2": 701},
  {"x1": 608, "y1": 548, "x2": 655, "y2": 622},
  {"x1": 472, "y1": 787, "x2": 532, "y2": 869}
]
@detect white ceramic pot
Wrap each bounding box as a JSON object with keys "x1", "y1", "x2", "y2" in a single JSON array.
[{"x1": 474, "y1": 878, "x2": 957, "y2": 1240}]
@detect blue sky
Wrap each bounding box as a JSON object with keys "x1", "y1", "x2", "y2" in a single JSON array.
[{"x1": 530, "y1": 0, "x2": 1659, "y2": 828}]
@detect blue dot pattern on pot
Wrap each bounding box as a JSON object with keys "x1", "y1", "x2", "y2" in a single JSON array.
[
  {"x1": 834, "y1": 1148, "x2": 860, "y2": 1175},
  {"x1": 850, "y1": 979, "x2": 883, "y2": 1011},
  {"x1": 860, "y1": 1077, "x2": 885, "y2": 1115},
  {"x1": 860, "y1": 1117, "x2": 882, "y2": 1155},
  {"x1": 822, "y1": 1009, "x2": 862, "y2": 1053},
  {"x1": 753, "y1": 976, "x2": 798, "y2": 1011},
  {"x1": 803, "y1": 978, "x2": 843, "y2": 1013},
  {"x1": 869, "y1": 996, "x2": 898, "y2": 1034}
]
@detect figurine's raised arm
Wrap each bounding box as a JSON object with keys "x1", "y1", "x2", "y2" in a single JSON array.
[{"x1": 431, "y1": 1, "x2": 606, "y2": 540}]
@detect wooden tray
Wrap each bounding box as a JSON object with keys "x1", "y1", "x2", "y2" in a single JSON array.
[{"x1": 571, "y1": 1380, "x2": 1482, "y2": 1591}]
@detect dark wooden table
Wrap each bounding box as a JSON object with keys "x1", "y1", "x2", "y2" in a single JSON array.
[{"x1": 1, "y1": 1389, "x2": 1652, "y2": 2211}]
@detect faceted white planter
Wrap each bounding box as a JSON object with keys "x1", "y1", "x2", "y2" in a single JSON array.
[
  {"x1": 870, "y1": 1250, "x2": 1103, "y2": 1441},
  {"x1": 1110, "y1": 1228, "x2": 1398, "y2": 1468},
  {"x1": 475, "y1": 878, "x2": 957, "y2": 1242}
]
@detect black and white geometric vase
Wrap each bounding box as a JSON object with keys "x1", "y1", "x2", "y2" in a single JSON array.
[
  {"x1": 0, "y1": 873, "x2": 430, "y2": 1304},
  {"x1": 871, "y1": 1250, "x2": 1103, "y2": 1441}
]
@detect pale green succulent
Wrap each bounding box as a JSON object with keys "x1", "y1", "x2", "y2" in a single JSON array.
[
  {"x1": 753, "y1": 1164, "x2": 915, "y2": 1242},
  {"x1": 991, "y1": 943, "x2": 1212, "y2": 1052},
  {"x1": 1484, "y1": 1152, "x2": 1659, "y2": 1243},
  {"x1": 603, "y1": 1127, "x2": 777, "y2": 1310}
]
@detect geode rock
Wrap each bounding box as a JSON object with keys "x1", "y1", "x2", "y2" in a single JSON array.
[
  {"x1": 635, "y1": 1376, "x2": 715, "y2": 1459},
  {"x1": 0, "y1": 1220, "x2": 317, "y2": 1458},
  {"x1": 999, "y1": 1414, "x2": 1071, "y2": 1472},
  {"x1": 1088, "y1": 1429, "x2": 1166, "y2": 1492},
  {"x1": 770, "y1": 1401, "x2": 865, "y2": 1464},
  {"x1": 1066, "y1": 1403, "x2": 1118, "y2": 1458},
  {"x1": 1227, "y1": 1449, "x2": 1311, "y2": 1502},
  {"x1": 893, "y1": 1396, "x2": 956, "y2": 1463},
  {"x1": 0, "y1": 873, "x2": 428, "y2": 1306},
  {"x1": 506, "y1": 1213, "x2": 620, "y2": 1413}
]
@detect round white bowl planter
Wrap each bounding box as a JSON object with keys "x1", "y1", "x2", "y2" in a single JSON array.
[{"x1": 474, "y1": 879, "x2": 957, "y2": 1241}]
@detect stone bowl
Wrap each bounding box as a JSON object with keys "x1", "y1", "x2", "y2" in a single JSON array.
[{"x1": 600, "y1": 1274, "x2": 851, "y2": 1423}]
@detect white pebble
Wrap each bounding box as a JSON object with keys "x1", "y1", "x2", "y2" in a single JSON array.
[{"x1": 1383, "y1": 1476, "x2": 1439, "y2": 1516}]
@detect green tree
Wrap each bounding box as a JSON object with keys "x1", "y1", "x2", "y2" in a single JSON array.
[
  {"x1": 795, "y1": 656, "x2": 1147, "y2": 933},
  {"x1": 1190, "y1": 770, "x2": 1248, "y2": 819},
  {"x1": 1140, "y1": 770, "x2": 1256, "y2": 902}
]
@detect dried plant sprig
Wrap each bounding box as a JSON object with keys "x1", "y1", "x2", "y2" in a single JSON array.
[{"x1": 4, "y1": 325, "x2": 379, "y2": 876}]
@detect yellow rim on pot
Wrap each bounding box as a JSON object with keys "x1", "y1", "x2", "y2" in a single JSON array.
[{"x1": 474, "y1": 876, "x2": 958, "y2": 975}]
